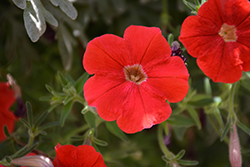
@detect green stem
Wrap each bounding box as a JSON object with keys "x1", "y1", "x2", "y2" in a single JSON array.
[
  {"x1": 74, "y1": 94, "x2": 86, "y2": 105},
  {"x1": 228, "y1": 82, "x2": 238, "y2": 122},
  {"x1": 157, "y1": 123, "x2": 173, "y2": 159},
  {"x1": 207, "y1": 114, "x2": 229, "y2": 144},
  {"x1": 28, "y1": 131, "x2": 35, "y2": 148},
  {"x1": 62, "y1": 124, "x2": 89, "y2": 143}
]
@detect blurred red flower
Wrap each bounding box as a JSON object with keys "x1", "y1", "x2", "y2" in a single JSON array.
[
  {"x1": 0, "y1": 82, "x2": 16, "y2": 142},
  {"x1": 179, "y1": 0, "x2": 250, "y2": 83},
  {"x1": 53, "y1": 143, "x2": 106, "y2": 167},
  {"x1": 83, "y1": 25, "x2": 189, "y2": 133}
]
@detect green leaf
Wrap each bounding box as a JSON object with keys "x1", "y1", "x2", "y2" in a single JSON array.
[
  {"x1": 38, "y1": 131, "x2": 47, "y2": 136},
  {"x1": 65, "y1": 73, "x2": 75, "y2": 84},
  {"x1": 42, "y1": 6, "x2": 58, "y2": 27},
  {"x1": 45, "y1": 84, "x2": 53, "y2": 93},
  {"x1": 172, "y1": 126, "x2": 187, "y2": 141},
  {"x1": 23, "y1": 0, "x2": 46, "y2": 42},
  {"x1": 182, "y1": 0, "x2": 197, "y2": 11},
  {"x1": 213, "y1": 108, "x2": 224, "y2": 129},
  {"x1": 47, "y1": 104, "x2": 60, "y2": 113},
  {"x1": 237, "y1": 121, "x2": 250, "y2": 135},
  {"x1": 92, "y1": 137, "x2": 108, "y2": 146},
  {"x1": 3, "y1": 125, "x2": 11, "y2": 138},
  {"x1": 240, "y1": 79, "x2": 250, "y2": 92},
  {"x1": 175, "y1": 150, "x2": 185, "y2": 160},
  {"x1": 176, "y1": 159, "x2": 199, "y2": 166},
  {"x1": 167, "y1": 33, "x2": 174, "y2": 46},
  {"x1": 19, "y1": 118, "x2": 31, "y2": 129},
  {"x1": 39, "y1": 122, "x2": 60, "y2": 131},
  {"x1": 58, "y1": 71, "x2": 68, "y2": 86},
  {"x1": 12, "y1": 0, "x2": 26, "y2": 9},
  {"x1": 57, "y1": 24, "x2": 76, "y2": 71},
  {"x1": 221, "y1": 119, "x2": 231, "y2": 141},
  {"x1": 204, "y1": 77, "x2": 212, "y2": 95},
  {"x1": 81, "y1": 106, "x2": 89, "y2": 115},
  {"x1": 75, "y1": 72, "x2": 90, "y2": 94},
  {"x1": 188, "y1": 94, "x2": 213, "y2": 107},
  {"x1": 186, "y1": 105, "x2": 201, "y2": 129},
  {"x1": 39, "y1": 96, "x2": 52, "y2": 101},
  {"x1": 71, "y1": 136, "x2": 85, "y2": 141},
  {"x1": 50, "y1": 0, "x2": 78, "y2": 20},
  {"x1": 10, "y1": 143, "x2": 38, "y2": 159},
  {"x1": 84, "y1": 111, "x2": 96, "y2": 129},
  {"x1": 167, "y1": 115, "x2": 195, "y2": 127},
  {"x1": 60, "y1": 100, "x2": 74, "y2": 127},
  {"x1": 63, "y1": 96, "x2": 74, "y2": 105},
  {"x1": 105, "y1": 121, "x2": 129, "y2": 142},
  {"x1": 34, "y1": 111, "x2": 49, "y2": 129},
  {"x1": 162, "y1": 156, "x2": 170, "y2": 163},
  {"x1": 26, "y1": 102, "x2": 33, "y2": 126}
]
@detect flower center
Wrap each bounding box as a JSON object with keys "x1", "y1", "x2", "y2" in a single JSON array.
[
  {"x1": 218, "y1": 23, "x2": 237, "y2": 42},
  {"x1": 124, "y1": 64, "x2": 147, "y2": 85}
]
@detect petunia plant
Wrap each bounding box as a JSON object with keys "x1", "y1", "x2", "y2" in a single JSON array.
[{"x1": 1, "y1": 0, "x2": 250, "y2": 167}]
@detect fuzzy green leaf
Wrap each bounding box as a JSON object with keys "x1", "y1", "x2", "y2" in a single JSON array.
[
  {"x1": 60, "y1": 100, "x2": 74, "y2": 127},
  {"x1": 58, "y1": 71, "x2": 68, "y2": 86},
  {"x1": 186, "y1": 105, "x2": 201, "y2": 129},
  {"x1": 237, "y1": 121, "x2": 250, "y2": 135},
  {"x1": 105, "y1": 121, "x2": 129, "y2": 142},
  {"x1": 75, "y1": 72, "x2": 90, "y2": 94},
  {"x1": 92, "y1": 137, "x2": 108, "y2": 147},
  {"x1": 167, "y1": 115, "x2": 195, "y2": 127},
  {"x1": 84, "y1": 111, "x2": 96, "y2": 129}
]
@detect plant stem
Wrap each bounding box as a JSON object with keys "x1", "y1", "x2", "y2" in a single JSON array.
[
  {"x1": 28, "y1": 131, "x2": 35, "y2": 148},
  {"x1": 157, "y1": 123, "x2": 173, "y2": 159},
  {"x1": 74, "y1": 94, "x2": 85, "y2": 105},
  {"x1": 229, "y1": 82, "x2": 238, "y2": 122}
]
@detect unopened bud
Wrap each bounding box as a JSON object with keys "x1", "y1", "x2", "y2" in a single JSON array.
[
  {"x1": 7, "y1": 74, "x2": 21, "y2": 98},
  {"x1": 11, "y1": 155, "x2": 54, "y2": 167},
  {"x1": 229, "y1": 124, "x2": 242, "y2": 167},
  {"x1": 6, "y1": 74, "x2": 26, "y2": 118},
  {"x1": 171, "y1": 41, "x2": 187, "y2": 63}
]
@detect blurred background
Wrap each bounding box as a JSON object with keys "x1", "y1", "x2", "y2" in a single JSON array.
[{"x1": 1, "y1": 0, "x2": 250, "y2": 166}]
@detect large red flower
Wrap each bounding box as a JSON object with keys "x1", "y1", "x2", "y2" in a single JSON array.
[
  {"x1": 179, "y1": 0, "x2": 250, "y2": 83},
  {"x1": 0, "y1": 82, "x2": 16, "y2": 142},
  {"x1": 53, "y1": 143, "x2": 106, "y2": 167},
  {"x1": 83, "y1": 25, "x2": 189, "y2": 133}
]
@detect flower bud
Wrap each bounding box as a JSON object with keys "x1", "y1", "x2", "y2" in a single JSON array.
[
  {"x1": 229, "y1": 124, "x2": 242, "y2": 167},
  {"x1": 11, "y1": 155, "x2": 54, "y2": 167},
  {"x1": 7, "y1": 74, "x2": 27, "y2": 118},
  {"x1": 171, "y1": 41, "x2": 187, "y2": 63}
]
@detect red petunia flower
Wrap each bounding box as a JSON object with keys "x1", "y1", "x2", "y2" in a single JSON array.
[
  {"x1": 53, "y1": 143, "x2": 106, "y2": 167},
  {"x1": 83, "y1": 25, "x2": 189, "y2": 133},
  {"x1": 179, "y1": 0, "x2": 250, "y2": 83},
  {"x1": 0, "y1": 82, "x2": 16, "y2": 142}
]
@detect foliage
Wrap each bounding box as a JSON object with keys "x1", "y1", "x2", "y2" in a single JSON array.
[{"x1": 0, "y1": 0, "x2": 250, "y2": 167}]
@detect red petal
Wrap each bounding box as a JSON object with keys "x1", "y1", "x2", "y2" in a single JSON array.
[
  {"x1": 53, "y1": 144, "x2": 106, "y2": 167},
  {"x1": 236, "y1": 16, "x2": 250, "y2": 71},
  {"x1": 84, "y1": 75, "x2": 127, "y2": 121},
  {"x1": 145, "y1": 56, "x2": 189, "y2": 103},
  {"x1": 0, "y1": 83, "x2": 15, "y2": 111},
  {"x1": 85, "y1": 76, "x2": 130, "y2": 121},
  {"x1": 116, "y1": 83, "x2": 172, "y2": 133},
  {"x1": 0, "y1": 111, "x2": 16, "y2": 142},
  {"x1": 197, "y1": 0, "x2": 223, "y2": 27},
  {"x1": 197, "y1": 42, "x2": 243, "y2": 83},
  {"x1": 179, "y1": 16, "x2": 222, "y2": 58},
  {"x1": 53, "y1": 145, "x2": 76, "y2": 167},
  {"x1": 83, "y1": 34, "x2": 129, "y2": 75},
  {"x1": 214, "y1": 0, "x2": 250, "y2": 26},
  {"x1": 76, "y1": 145, "x2": 106, "y2": 167},
  {"x1": 123, "y1": 25, "x2": 171, "y2": 69}
]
